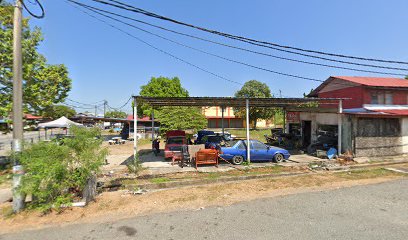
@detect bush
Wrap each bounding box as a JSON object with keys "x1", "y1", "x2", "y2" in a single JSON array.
[{"x1": 17, "y1": 126, "x2": 108, "y2": 211}]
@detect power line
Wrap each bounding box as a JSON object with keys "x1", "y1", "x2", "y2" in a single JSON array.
[
  {"x1": 66, "y1": 98, "x2": 105, "y2": 106},
  {"x1": 66, "y1": 1, "x2": 244, "y2": 87},
  {"x1": 90, "y1": 0, "x2": 408, "y2": 66},
  {"x1": 21, "y1": 0, "x2": 45, "y2": 19},
  {"x1": 69, "y1": 1, "x2": 406, "y2": 77},
  {"x1": 79, "y1": 6, "x2": 323, "y2": 83},
  {"x1": 107, "y1": 96, "x2": 132, "y2": 110},
  {"x1": 68, "y1": 1, "x2": 398, "y2": 91},
  {"x1": 62, "y1": 102, "x2": 96, "y2": 110}
]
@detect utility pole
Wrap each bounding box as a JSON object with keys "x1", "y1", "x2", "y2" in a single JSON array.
[
  {"x1": 94, "y1": 105, "x2": 97, "y2": 117},
  {"x1": 12, "y1": 0, "x2": 25, "y2": 213}
]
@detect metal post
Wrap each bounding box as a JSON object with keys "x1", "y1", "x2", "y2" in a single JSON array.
[
  {"x1": 151, "y1": 109, "x2": 155, "y2": 140},
  {"x1": 246, "y1": 98, "x2": 251, "y2": 163},
  {"x1": 12, "y1": 0, "x2": 24, "y2": 213},
  {"x1": 133, "y1": 97, "x2": 137, "y2": 159},
  {"x1": 221, "y1": 106, "x2": 225, "y2": 135},
  {"x1": 338, "y1": 100, "x2": 343, "y2": 155}
]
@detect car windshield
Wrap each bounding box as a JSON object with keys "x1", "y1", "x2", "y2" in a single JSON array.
[{"x1": 167, "y1": 137, "x2": 185, "y2": 144}]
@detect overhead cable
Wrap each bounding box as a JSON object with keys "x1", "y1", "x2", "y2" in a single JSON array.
[
  {"x1": 69, "y1": 1, "x2": 406, "y2": 76},
  {"x1": 66, "y1": 1, "x2": 244, "y2": 87},
  {"x1": 90, "y1": 0, "x2": 408, "y2": 66}
]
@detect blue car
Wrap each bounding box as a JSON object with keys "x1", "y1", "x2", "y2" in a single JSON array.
[{"x1": 220, "y1": 140, "x2": 290, "y2": 165}]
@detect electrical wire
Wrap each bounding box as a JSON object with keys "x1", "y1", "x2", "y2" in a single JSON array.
[
  {"x1": 107, "y1": 96, "x2": 132, "y2": 110},
  {"x1": 68, "y1": 1, "x2": 406, "y2": 77},
  {"x1": 77, "y1": 6, "x2": 324, "y2": 83},
  {"x1": 90, "y1": 0, "x2": 408, "y2": 66},
  {"x1": 62, "y1": 102, "x2": 96, "y2": 110},
  {"x1": 66, "y1": 0, "x2": 244, "y2": 87},
  {"x1": 21, "y1": 0, "x2": 45, "y2": 19},
  {"x1": 66, "y1": 98, "x2": 105, "y2": 106},
  {"x1": 68, "y1": 1, "x2": 399, "y2": 90}
]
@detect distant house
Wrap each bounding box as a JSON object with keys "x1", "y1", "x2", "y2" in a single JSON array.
[
  {"x1": 202, "y1": 106, "x2": 274, "y2": 129},
  {"x1": 308, "y1": 76, "x2": 408, "y2": 108},
  {"x1": 294, "y1": 76, "x2": 408, "y2": 157}
]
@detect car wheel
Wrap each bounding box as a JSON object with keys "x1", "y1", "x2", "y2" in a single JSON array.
[
  {"x1": 232, "y1": 155, "x2": 244, "y2": 165},
  {"x1": 274, "y1": 153, "x2": 284, "y2": 163}
]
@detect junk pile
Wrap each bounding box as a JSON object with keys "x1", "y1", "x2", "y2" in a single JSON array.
[{"x1": 337, "y1": 150, "x2": 356, "y2": 165}]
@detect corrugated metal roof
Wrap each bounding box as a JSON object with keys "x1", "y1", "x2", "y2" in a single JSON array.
[
  {"x1": 308, "y1": 76, "x2": 408, "y2": 97},
  {"x1": 344, "y1": 105, "x2": 408, "y2": 116},
  {"x1": 334, "y1": 76, "x2": 408, "y2": 87},
  {"x1": 371, "y1": 109, "x2": 408, "y2": 116}
]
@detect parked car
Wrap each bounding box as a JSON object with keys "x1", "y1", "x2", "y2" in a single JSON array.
[
  {"x1": 164, "y1": 130, "x2": 187, "y2": 159},
  {"x1": 203, "y1": 135, "x2": 231, "y2": 149},
  {"x1": 214, "y1": 131, "x2": 236, "y2": 141},
  {"x1": 220, "y1": 139, "x2": 290, "y2": 165},
  {"x1": 195, "y1": 130, "x2": 215, "y2": 144}
]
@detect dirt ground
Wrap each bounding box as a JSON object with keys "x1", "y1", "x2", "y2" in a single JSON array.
[{"x1": 1, "y1": 167, "x2": 406, "y2": 234}]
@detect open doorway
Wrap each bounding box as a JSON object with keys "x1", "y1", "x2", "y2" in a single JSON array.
[{"x1": 302, "y1": 120, "x2": 311, "y2": 147}]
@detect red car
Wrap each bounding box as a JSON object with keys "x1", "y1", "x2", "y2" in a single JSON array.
[{"x1": 164, "y1": 130, "x2": 187, "y2": 159}]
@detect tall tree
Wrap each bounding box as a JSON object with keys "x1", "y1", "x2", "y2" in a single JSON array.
[
  {"x1": 105, "y1": 110, "x2": 127, "y2": 119},
  {"x1": 234, "y1": 80, "x2": 275, "y2": 129},
  {"x1": 42, "y1": 105, "x2": 76, "y2": 119},
  {"x1": 0, "y1": 3, "x2": 71, "y2": 117},
  {"x1": 139, "y1": 76, "x2": 206, "y2": 133},
  {"x1": 138, "y1": 76, "x2": 188, "y2": 116}
]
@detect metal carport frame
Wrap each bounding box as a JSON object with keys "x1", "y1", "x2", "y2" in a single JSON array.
[{"x1": 132, "y1": 96, "x2": 345, "y2": 163}]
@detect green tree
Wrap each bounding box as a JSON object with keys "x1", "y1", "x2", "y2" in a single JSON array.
[
  {"x1": 42, "y1": 105, "x2": 76, "y2": 119},
  {"x1": 156, "y1": 107, "x2": 207, "y2": 134},
  {"x1": 234, "y1": 80, "x2": 275, "y2": 129},
  {"x1": 0, "y1": 4, "x2": 71, "y2": 117},
  {"x1": 138, "y1": 76, "x2": 206, "y2": 133},
  {"x1": 138, "y1": 76, "x2": 188, "y2": 116},
  {"x1": 405, "y1": 76, "x2": 408, "y2": 80},
  {"x1": 105, "y1": 110, "x2": 127, "y2": 118}
]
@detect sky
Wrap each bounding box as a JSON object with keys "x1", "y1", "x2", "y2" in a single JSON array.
[{"x1": 17, "y1": 0, "x2": 408, "y2": 113}]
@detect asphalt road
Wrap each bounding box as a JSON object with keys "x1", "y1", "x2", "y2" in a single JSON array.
[{"x1": 2, "y1": 179, "x2": 407, "y2": 240}]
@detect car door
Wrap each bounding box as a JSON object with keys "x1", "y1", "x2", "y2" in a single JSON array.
[{"x1": 251, "y1": 140, "x2": 270, "y2": 161}]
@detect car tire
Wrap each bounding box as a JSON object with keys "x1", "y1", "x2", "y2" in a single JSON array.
[
  {"x1": 273, "y1": 153, "x2": 284, "y2": 163},
  {"x1": 232, "y1": 155, "x2": 244, "y2": 165}
]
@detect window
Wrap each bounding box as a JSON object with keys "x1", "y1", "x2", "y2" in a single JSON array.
[
  {"x1": 385, "y1": 92, "x2": 393, "y2": 105},
  {"x1": 251, "y1": 140, "x2": 268, "y2": 150},
  {"x1": 371, "y1": 91, "x2": 393, "y2": 105},
  {"x1": 235, "y1": 141, "x2": 246, "y2": 150}
]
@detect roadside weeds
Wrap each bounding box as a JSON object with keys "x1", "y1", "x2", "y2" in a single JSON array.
[{"x1": 0, "y1": 165, "x2": 406, "y2": 234}]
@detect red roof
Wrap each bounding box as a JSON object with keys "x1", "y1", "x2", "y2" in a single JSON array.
[
  {"x1": 24, "y1": 114, "x2": 42, "y2": 120},
  {"x1": 371, "y1": 109, "x2": 408, "y2": 116},
  {"x1": 333, "y1": 76, "x2": 408, "y2": 87},
  {"x1": 126, "y1": 115, "x2": 152, "y2": 121}
]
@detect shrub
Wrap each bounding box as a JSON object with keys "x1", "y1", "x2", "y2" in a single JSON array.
[{"x1": 18, "y1": 126, "x2": 108, "y2": 211}]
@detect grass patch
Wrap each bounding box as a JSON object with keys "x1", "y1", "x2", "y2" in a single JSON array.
[
  {"x1": 335, "y1": 168, "x2": 403, "y2": 180},
  {"x1": 0, "y1": 205, "x2": 14, "y2": 219},
  {"x1": 137, "y1": 138, "x2": 152, "y2": 146},
  {"x1": 228, "y1": 129, "x2": 270, "y2": 142},
  {"x1": 150, "y1": 177, "x2": 170, "y2": 184},
  {"x1": 0, "y1": 172, "x2": 12, "y2": 186},
  {"x1": 205, "y1": 172, "x2": 221, "y2": 180}
]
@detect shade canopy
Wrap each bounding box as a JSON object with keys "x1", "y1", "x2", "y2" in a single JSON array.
[{"x1": 38, "y1": 116, "x2": 82, "y2": 129}]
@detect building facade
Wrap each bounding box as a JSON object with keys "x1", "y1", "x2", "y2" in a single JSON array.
[
  {"x1": 202, "y1": 106, "x2": 274, "y2": 129},
  {"x1": 296, "y1": 76, "x2": 408, "y2": 157}
]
